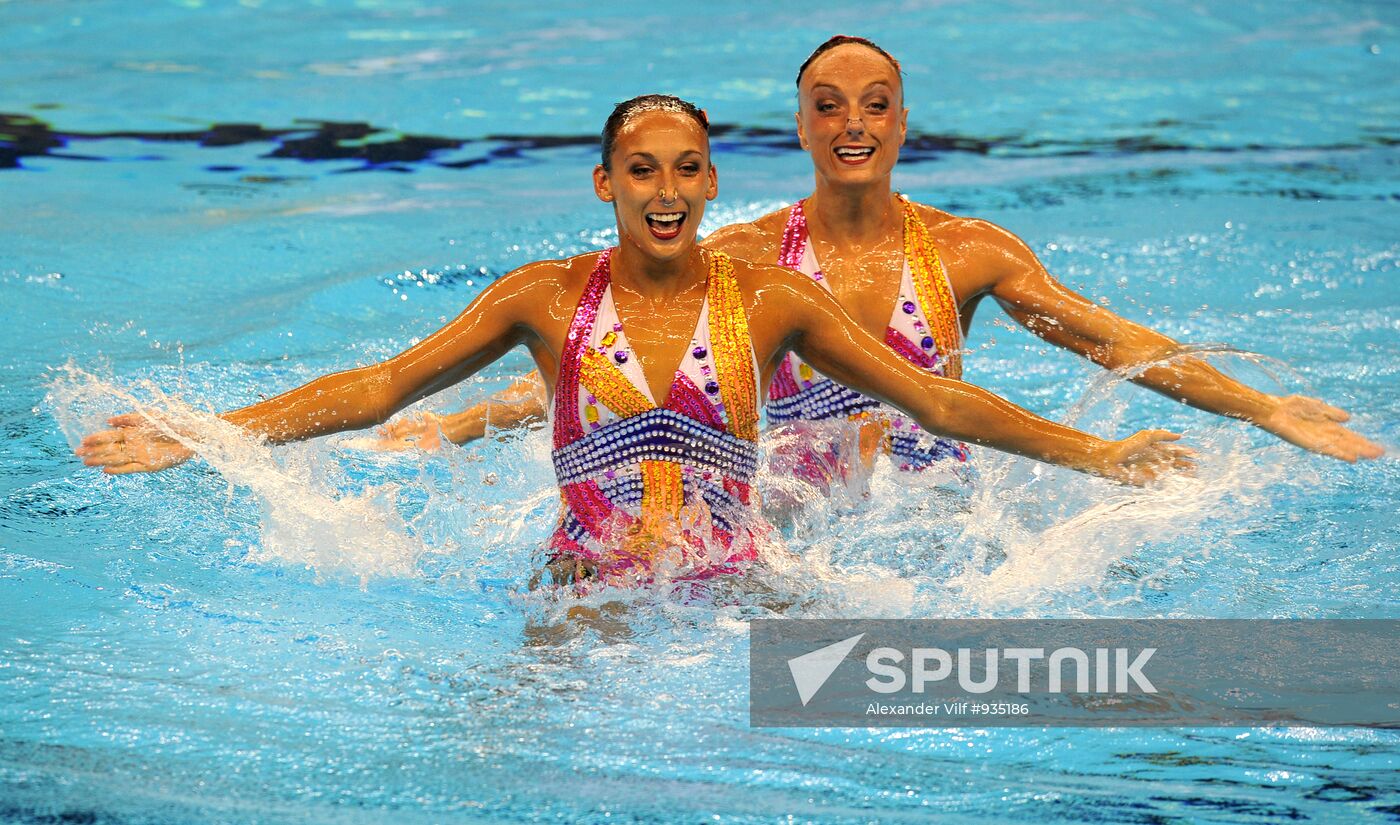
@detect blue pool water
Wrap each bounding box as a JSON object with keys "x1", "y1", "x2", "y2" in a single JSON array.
[{"x1": 3, "y1": 1, "x2": 1399, "y2": 822}]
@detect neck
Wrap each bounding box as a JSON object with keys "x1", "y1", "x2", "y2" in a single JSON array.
[
  {"x1": 611, "y1": 237, "x2": 704, "y2": 299},
  {"x1": 806, "y1": 176, "x2": 899, "y2": 244}
]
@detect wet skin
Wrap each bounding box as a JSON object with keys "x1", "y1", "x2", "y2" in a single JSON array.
[
  {"x1": 77, "y1": 109, "x2": 1191, "y2": 486},
  {"x1": 371, "y1": 45, "x2": 1380, "y2": 464},
  {"x1": 701, "y1": 43, "x2": 1383, "y2": 463}
]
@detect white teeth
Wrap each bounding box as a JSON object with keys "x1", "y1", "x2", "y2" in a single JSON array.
[
  {"x1": 647, "y1": 212, "x2": 684, "y2": 222},
  {"x1": 835, "y1": 147, "x2": 874, "y2": 157}
]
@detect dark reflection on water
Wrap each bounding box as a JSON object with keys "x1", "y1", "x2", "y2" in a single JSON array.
[{"x1": 4, "y1": 111, "x2": 1396, "y2": 173}]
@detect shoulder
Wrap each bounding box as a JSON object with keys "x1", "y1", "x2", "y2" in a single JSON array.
[
  {"x1": 473, "y1": 252, "x2": 603, "y2": 323},
  {"x1": 910, "y1": 201, "x2": 1039, "y2": 266},
  {"x1": 702, "y1": 204, "x2": 792, "y2": 262},
  {"x1": 496, "y1": 251, "x2": 599, "y2": 292},
  {"x1": 909, "y1": 201, "x2": 1002, "y2": 245},
  {"x1": 721, "y1": 251, "x2": 826, "y2": 305}
]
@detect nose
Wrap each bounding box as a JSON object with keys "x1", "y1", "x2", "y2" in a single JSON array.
[
  {"x1": 658, "y1": 171, "x2": 680, "y2": 205},
  {"x1": 845, "y1": 116, "x2": 865, "y2": 137}
]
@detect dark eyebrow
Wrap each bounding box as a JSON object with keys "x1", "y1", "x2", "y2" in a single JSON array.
[
  {"x1": 808, "y1": 81, "x2": 896, "y2": 97},
  {"x1": 625, "y1": 150, "x2": 705, "y2": 163}
]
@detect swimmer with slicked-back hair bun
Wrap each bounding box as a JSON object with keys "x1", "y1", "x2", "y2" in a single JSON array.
[
  {"x1": 79, "y1": 93, "x2": 1192, "y2": 586},
  {"x1": 380, "y1": 37, "x2": 1381, "y2": 485}
]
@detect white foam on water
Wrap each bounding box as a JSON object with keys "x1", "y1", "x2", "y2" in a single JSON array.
[
  {"x1": 751, "y1": 346, "x2": 1317, "y2": 617},
  {"x1": 47, "y1": 361, "x2": 432, "y2": 585},
  {"x1": 946, "y1": 431, "x2": 1297, "y2": 613},
  {"x1": 44, "y1": 344, "x2": 1328, "y2": 614}
]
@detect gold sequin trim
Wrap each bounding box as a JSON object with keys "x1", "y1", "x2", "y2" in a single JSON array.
[
  {"x1": 641, "y1": 459, "x2": 684, "y2": 525},
  {"x1": 705, "y1": 252, "x2": 759, "y2": 441},
  {"x1": 580, "y1": 348, "x2": 652, "y2": 418},
  {"x1": 900, "y1": 195, "x2": 963, "y2": 380}
]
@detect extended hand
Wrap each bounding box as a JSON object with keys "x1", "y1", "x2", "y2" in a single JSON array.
[
  {"x1": 75, "y1": 412, "x2": 194, "y2": 475},
  {"x1": 370, "y1": 412, "x2": 445, "y2": 452},
  {"x1": 1096, "y1": 430, "x2": 1195, "y2": 485},
  {"x1": 1258, "y1": 394, "x2": 1384, "y2": 462}
]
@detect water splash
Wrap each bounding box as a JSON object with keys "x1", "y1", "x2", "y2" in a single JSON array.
[
  {"x1": 46, "y1": 361, "x2": 431, "y2": 585},
  {"x1": 43, "y1": 343, "x2": 1331, "y2": 613},
  {"x1": 749, "y1": 346, "x2": 1322, "y2": 617}
]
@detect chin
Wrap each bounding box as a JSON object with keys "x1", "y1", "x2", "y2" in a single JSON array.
[
  {"x1": 828, "y1": 164, "x2": 890, "y2": 183},
  {"x1": 626, "y1": 231, "x2": 694, "y2": 260}
]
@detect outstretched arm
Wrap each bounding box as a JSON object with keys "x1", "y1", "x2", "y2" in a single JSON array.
[
  {"x1": 965, "y1": 220, "x2": 1382, "y2": 462},
  {"x1": 372, "y1": 371, "x2": 547, "y2": 451},
  {"x1": 77, "y1": 265, "x2": 553, "y2": 473},
  {"x1": 750, "y1": 267, "x2": 1192, "y2": 484}
]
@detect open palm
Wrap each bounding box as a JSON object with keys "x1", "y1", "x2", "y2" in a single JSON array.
[
  {"x1": 75, "y1": 413, "x2": 194, "y2": 475},
  {"x1": 370, "y1": 413, "x2": 446, "y2": 452},
  {"x1": 1100, "y1": 430, "x2": 1196, "y2": 485},
  {"x1": 1261, "y1": 395, "x2": 1384, "y2": 462}
]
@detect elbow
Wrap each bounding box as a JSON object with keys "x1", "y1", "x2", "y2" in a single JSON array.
[{"x1": 912, "y1": 389, "x2": 962, "y2": 441}]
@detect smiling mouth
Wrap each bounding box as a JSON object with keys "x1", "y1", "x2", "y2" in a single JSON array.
[
  {"x1": 834, "y1": 146, "x2": 875, "y2": 165},
  {"x1": 645, "y1": 211, "x2": 686, "y2": 240}
]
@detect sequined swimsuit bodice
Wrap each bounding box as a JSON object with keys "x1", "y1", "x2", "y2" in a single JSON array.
[
  {"x1": 765, "y1": 197, "x2": 969, "y2": 470},
  {"x1": 549, "y1": 249, "x2": 764, "y2": 581}
]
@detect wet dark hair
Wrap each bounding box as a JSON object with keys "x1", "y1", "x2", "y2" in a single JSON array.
[
  {"x1": 600, "y1": 94, "x2": 710, "y2": 169},
  {"x1": 795, "y1": 35, "x2": 903, "y2": 95}
]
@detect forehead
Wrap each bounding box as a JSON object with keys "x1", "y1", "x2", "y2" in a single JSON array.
[
  {"x1": 612, "y1": 110, "x2": 708, "y2": 155},
  {"x1": 801, "y1": 44, "x2": 902, "y2": 95}
]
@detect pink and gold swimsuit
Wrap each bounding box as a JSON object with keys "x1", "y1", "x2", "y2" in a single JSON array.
[
  {"x1": 766, "y1": 196, "x2": 970, "y2": 474},
  {"x1": 549, "y1": 249, "x2": 764, "y2": 584}
]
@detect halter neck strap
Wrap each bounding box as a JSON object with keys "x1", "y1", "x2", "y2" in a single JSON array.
[
  {"x1": 897, "y1": 195, "x2": 962, "y2": 379},
  {"x1": 778, "y1": 200, "x2": 809, "y2": 270},
  {"x1": 554, "y1": 250, "x2": 613, "y2": 448}
]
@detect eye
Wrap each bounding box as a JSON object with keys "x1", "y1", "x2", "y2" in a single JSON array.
[
  {"x1": 867, "y1": 100, "x2": 889, "y2": 113},
  {"x1": 679, "y1": 162, "x2": 701, "y2": 175},
  {"x1": 630, "y1": 165, "x2": 654, "y2": 178},
  {"x1": 816, "y1": 101, "x2": 839, "y2": 115}
]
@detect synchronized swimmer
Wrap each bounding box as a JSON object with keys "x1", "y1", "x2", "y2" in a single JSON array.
[{"x1": 76, "y1": 91, "x2": 1198, "y2": 586}]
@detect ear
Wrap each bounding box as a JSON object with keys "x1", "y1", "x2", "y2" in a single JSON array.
[
  {"x1": 795, "y1": 110, "x2": 808, "y2": 151},
  {"x1": 706, "y1": 163, "x2": 718, "y2": 201},
  {"x1": 593, "y1": 164, "x2": 613, "y2": 202}
]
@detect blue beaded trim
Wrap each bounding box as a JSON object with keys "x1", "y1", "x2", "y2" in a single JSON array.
[
  {"x1": 552, "y1": 408, "x2": 759, "y2": 487},
  {"x1": 889, "y1": 431, "x2": 967, "y2": 469},
  {"x1": 556, "y1": 448, "x2": 750, "y2": 536},
  {"x1": 765, "y1": 377, "x2": 881, "y2": 424}
]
